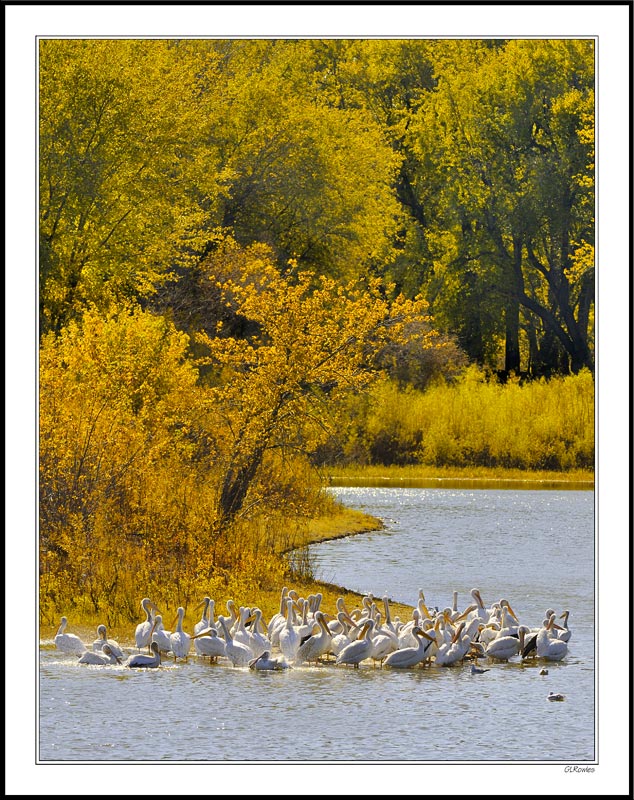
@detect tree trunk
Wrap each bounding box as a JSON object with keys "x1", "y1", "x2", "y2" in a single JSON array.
[
  {"x1": 218, "y1": 446, "x2": 266, "y2": 530},
  {"x1": 504, "y1": 235, "x2": 523, "y2": 375}
]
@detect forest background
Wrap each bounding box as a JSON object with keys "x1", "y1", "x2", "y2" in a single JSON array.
[{"x1": 38, "y1": 38, "x2": 595, "y2": 628}]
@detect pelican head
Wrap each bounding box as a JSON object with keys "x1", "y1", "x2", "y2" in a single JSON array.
[
  {"x1": 500, "y1": 599, "x2": 518, "y2": 621},
  {"x1": 195, "y1": 596, "x2": 211, "y2": 612}
]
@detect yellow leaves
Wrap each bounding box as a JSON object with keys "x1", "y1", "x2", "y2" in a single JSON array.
[{"x1": 566, "y1": 241, "x2": 594, "y2": 284}]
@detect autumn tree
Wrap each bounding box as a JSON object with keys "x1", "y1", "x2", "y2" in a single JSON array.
[
  {"x1": 195, "y1": 237, "x2": 439, "y2": 530},
  {"x1": 409, "y1": 39, "x2": 595, "y2": 375},
  {"x1": 186, "y1": 39, "x2": 405, "y2": 281},
  {"x1": 39, "y1": 304, "x2": 212, "y2": 614},
  {"x1": 39, "y1": 39, "x2": 217, "y2": 335}
]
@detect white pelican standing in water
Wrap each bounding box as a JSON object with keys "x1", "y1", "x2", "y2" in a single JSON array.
[
  {"x1": 248, "y1": 609, "x2": 271, "y2": 659},
  {"x1": 435, "y1": 622, "x2": 471, "y2": 667},
  {"x1": 135, "y1": 598, "x2": 159, "y2": 651},
  {"x1": 269, "y1": 587, "x2": 290, "y2": 647},
  {"x1": 279, "y1": 599, "x2": 302, "y2": 663},
  {"x1": 369, "y1": 613, "x2": 399, "y2": 665},
  {"x1": 485, "y1": 625, "x2": 529, "y2": 662},
  {"x1": 329, "y1": 613, "x2": 359, "y2": 658},
  {"x1": 192, "y1": 626, "x2": 226, "y2": 662},
  {"x1": 169, "y1": 607, "x2": 192, "y2": 662},
  {"x1": 557, "y1": 610, "x2": 573, "y2": 643},
  {"x1": 126, "y1": 641, "x2": 161, "y2": 669},
  {"x1": 470, "y1": 589, "x2": 491, "y2": 623},
  {"x1": 218, "y1": 616, "x2": 252, "y2": 667},
  {"x1": 536, "y1": 615, "x2": 568, "y2": 661},
  {"x1": 193, "y1": 598, "x2": 212, "y2": 641},
  {"x1": 78, "y1": 644, "x2": 121, "y2": 666},
  {"x1": 54, "y1": 617, "x2": 86, "y2": 655},
  {"x1": 150, "y1": 615, "x2": 172, "y2": 655},
  {"x1": 336, "y1": 619, "x2": 376, "y2": 668},
  {"x1": 384, "y1": 627, "x2": 436, "y2": 669},
  {"x1": 232, "y1": 607, "x2": 256, "y2": 655},
  {"x1": 92, "y1": 625, "x2": 124, "y2": 660},
  {"x1": 295, "y1": 611, "x2": 332, "y2": 666}
]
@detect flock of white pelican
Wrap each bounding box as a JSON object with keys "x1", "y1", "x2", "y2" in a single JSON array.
[{"x1": 53, "y1": 587, "x2": 572, "y2": 673}]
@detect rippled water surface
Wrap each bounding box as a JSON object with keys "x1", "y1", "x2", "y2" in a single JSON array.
[{"x1": 39, "y1": 487, "x2": 594, "y2": 763}]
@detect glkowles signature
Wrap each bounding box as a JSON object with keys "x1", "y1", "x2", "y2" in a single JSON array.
[{"x1": 565, "y1": 765, "x2": 596, "y2": 773}]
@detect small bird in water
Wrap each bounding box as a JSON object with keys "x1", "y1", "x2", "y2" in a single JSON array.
[
  {"x1": 539, "y1": 668, "x2": 549, "y2": 675},
  {"x1": 547, "y1": 691, "x2": 565, "y2": 702},
  {"x1": 470, "y1": 664, "x2": 490, "y2": 675}
]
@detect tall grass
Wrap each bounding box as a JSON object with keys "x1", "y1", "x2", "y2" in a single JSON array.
[{"x1": 332, "y1": 367, "x2": 594, "y2": 471}]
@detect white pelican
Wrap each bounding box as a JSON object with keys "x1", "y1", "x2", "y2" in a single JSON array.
[
  {"x1": 248, "y1": 650, "x2": 291, "y2": 671},
  {"x1": 169, "y1": 607, "x2": 192, "y2": 662},
  {"x1": 336, "y1": 619, "x2": 375, "y2": 668},
  {"x1": 557, "y1": 610, "x2": 572, "y2": 643},
  {"x1": 469, "y1": 589, "x2": 489, "y2": 622},
  {"x1": 126, "y1": 641, "x2": 161, "y2": 669},
  {"x1": 279, "y1": 599, "x2": 302, "y2": 663},
  {"x1": 268, "y1": 587, "x2": 289, "y2": 646},
  {"x1": 384, "y1": 627, "x2": 436, "y2": 669},
  {"x1": 295, "y1": 611, "x2": 332, "y2": 665},
  {"x1": 329, "y1": 613, "x2": 359, "y2": 657},
  {"x1": 370, "y1": 613, "x2": 399, "y2": 665},
  {"x1": 450, "y1": 590, "x2": 460, "y2": 621},
  {"x1": 78, "y1": 644, "x2": 121, "y2": 666},
  {"x1": 397, "y1": 609, "x2": 422, "y2": 649},
  {"x1": 435, "y1": 622, "x2": 471, "y2": 667},
  {"x1": 135, "y1": 598, "x2": 159, "y2": 651},
  {"x1": 193, "y1": 597, "x2": 212, "y2": 640},
  {"x1": 191, "y1": 626, "x2": 226, "y2": 662},
  {"x1": 247, "y1": 608, "x2": 271, "y2": 659},
  {"x1": 307, "y1": 592, "x2": 323, "y2": 620},
  {"x1": 381, "y1": 596, "x2": 398, "y2": 637},
  {"x1": 232, "y1": 607, "x2": 256, "y2": 654},
  {"x1": 223, "y1": 599, "x2": 239, "y2": 636},
  {"x1": 54, "y1": 617, "x2": 86, "y2": 655},
  {"x1": 478, "y1": 620, "x2": 502, "y2": 648},
  {"x1": 536, "y1": 615, "x2": 568, "y2": 661},
  {"x1": 92, "y1": 625, "x2": 124, "y2": 660},
  {"x1": 150, "y1": 615, "x2": 172, "y2": 655},
  {"x1": 327, "y1": 598, "x2": 350, "y2": 635},
  {"x1": 485, "y1": 625, "x2": 529, "y2": 662},
  {"x1": 497, "y1": 602, "x2": 520, "y2": 636},
  {"x1": 296, "y1": 599, "x2": 316, "y2": 641},
  {"x1": 218, "y1": 616, "x2": 252, "y2": 667}
]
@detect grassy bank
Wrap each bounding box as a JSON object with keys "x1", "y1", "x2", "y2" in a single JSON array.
[
  {"x1": 325, "y1": 464, "x2": 594, "y2": 489},
  {"x1": 40, "y1": 503, "x2": 405, "y2": 646}
]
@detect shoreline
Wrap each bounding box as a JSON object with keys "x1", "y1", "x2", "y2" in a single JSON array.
[{"x1": 40, "y1": 468, "x2": 593, "y2": 644}]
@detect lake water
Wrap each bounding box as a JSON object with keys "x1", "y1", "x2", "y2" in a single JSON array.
[{"x1": 38, "y1": 486, "x2": 595, "y2": 763}]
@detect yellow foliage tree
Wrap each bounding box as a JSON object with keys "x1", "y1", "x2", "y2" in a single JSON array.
[
  {"x1": 195, "y1": 237, "x2": 439, "y2": 530},
  {"x1": 39, "y1": 304, "x2": 211, "y2": 617}
]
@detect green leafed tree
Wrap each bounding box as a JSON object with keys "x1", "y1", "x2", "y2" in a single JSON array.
[{"x1": 409, "y1": 39, "x2": 595, "y2": 375}]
